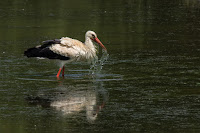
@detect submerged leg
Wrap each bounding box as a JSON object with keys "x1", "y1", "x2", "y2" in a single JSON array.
[
  {"x1": 56, "y1": 68, "x2": 62, "y2": 78},
  {"x1": 62, "y1": 66, "x2": 65, "y2": 77}
]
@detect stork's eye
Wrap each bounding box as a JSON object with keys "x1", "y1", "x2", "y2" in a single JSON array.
[{"x1": 92, "y1": 34, "x2": 95, "y2": 38}]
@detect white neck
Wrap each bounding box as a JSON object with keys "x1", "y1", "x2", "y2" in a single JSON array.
[
  {"x1": 84, "y1": 37, "x2": 97, "y2": 62},
  {"x1": 85, "y1": 37, "x2": 96, "y2": 52}
]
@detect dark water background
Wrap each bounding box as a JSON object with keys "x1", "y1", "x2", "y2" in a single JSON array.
[{"x1": 0, "y1": 0, "x2": 200, "y2": 132}]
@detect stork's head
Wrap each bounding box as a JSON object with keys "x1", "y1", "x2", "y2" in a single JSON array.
[{"x1": 86, "y1": 31, "x2": 107, "y2": 51}]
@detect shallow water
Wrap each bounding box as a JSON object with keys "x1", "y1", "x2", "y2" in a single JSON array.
[{"x1": 0, "y1": 0, "x2": 200, "y2": 132}]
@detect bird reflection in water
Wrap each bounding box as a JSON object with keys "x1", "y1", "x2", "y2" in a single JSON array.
[
  {"x1": 26, "y1": 44, "x2": 109, "y2": 122},
  {"x1": 26, "y1": 81, "x2": 108, "y2": 123}
]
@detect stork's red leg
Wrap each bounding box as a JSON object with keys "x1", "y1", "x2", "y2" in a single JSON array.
[
  {"x1": 56, "y1": 68, "x2": 62, "y2": 78},
  {"x1": 62, "y1": 66, "x2": 65, "y2": 77}
]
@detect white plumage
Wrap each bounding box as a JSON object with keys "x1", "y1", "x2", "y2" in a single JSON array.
[{"x1": 24, "y1": 30, "x2": 107, "y2": 78}]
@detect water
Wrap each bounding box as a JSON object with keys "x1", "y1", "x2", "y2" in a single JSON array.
[{"x1": 0, "y1": 0, "x2": 200, "y2": 132}]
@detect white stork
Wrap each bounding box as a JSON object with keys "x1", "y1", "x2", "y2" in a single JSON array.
[{"x1": 24, "y1": 31, "x2": 107, "y2": 78}]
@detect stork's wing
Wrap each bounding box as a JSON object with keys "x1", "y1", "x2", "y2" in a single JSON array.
[
  {"x1": 49, "y1": 37, "x2": 87, "y2": 60},
  {"x1": 24, "y1": 39, "x2": 70, "y2": 60},
  {"x1": 41, "y1": 39, "x2": 61, "y2": 48}
]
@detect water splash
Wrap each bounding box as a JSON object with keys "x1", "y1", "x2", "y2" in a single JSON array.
[{"x1": 90, "y1": 49, "x2": 109, "y2": 75}]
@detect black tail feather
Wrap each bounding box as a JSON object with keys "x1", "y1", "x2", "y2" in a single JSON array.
[
  {"x1": 24, "y1": 47, "x2": 41, "y2": 57},
  {"x1": 24, "y1": 39, "x2": 70, "y2": 60},
  {"x1": 24, "y1": 39, "x2": 61, "y2": 58}
]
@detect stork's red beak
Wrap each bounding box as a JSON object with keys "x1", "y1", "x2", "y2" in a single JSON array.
[{"x1": 94, "y1": 37, "x2": 107, "y2": 51}]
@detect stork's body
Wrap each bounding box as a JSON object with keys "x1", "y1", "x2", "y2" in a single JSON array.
[{"x1": 24, "y1": 31, "x2": 107, "y2": 78}]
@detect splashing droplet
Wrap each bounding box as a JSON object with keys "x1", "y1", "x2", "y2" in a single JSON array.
[{"x1": 90, "y1": 49, "x2": 109, "y2": 75}]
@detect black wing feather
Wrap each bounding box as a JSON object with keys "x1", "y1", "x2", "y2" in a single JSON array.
[
  {"x1": 41, "y1": 39, "x2": 61, "y2": 48},
  {"x1": 24, "y1": 39, "x2": 70, "y2": 60}
]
